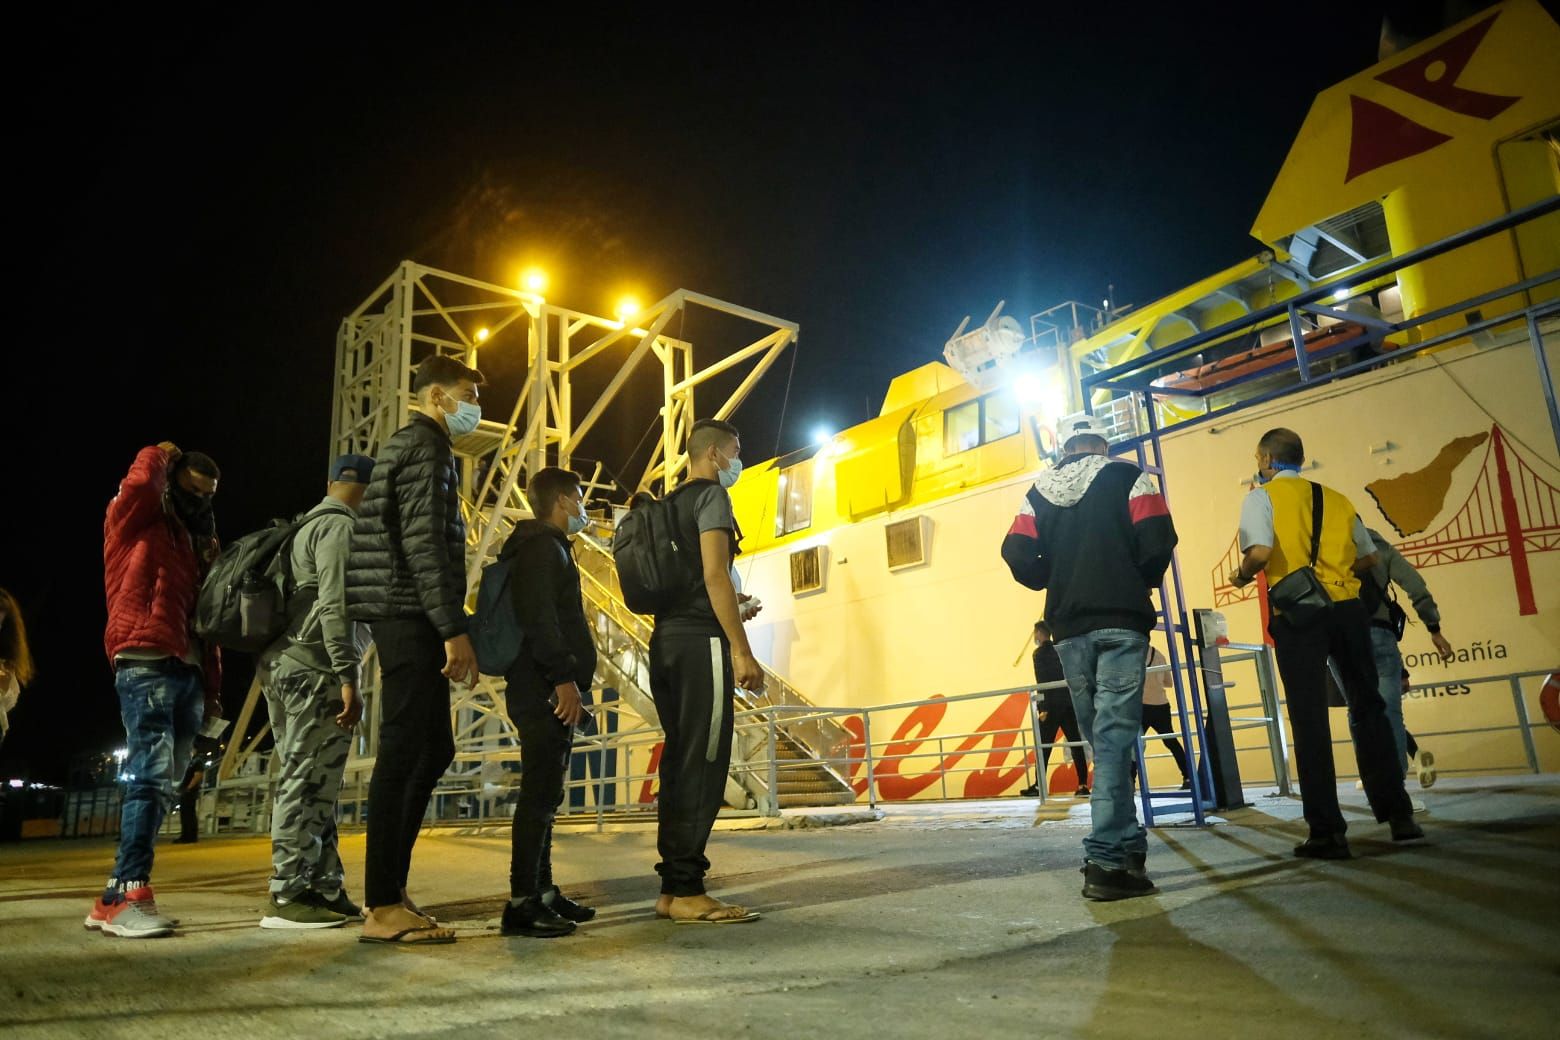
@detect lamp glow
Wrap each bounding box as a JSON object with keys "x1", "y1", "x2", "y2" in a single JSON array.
[
  {"x1": 521, "y1": 269, "x2": 548, "y2": 294},
  {"x1": 615, "y1": 297, "x2": 641, "y2": 322},
  {"x1": 475, "y1": 327, "x2": 490, "y2": 343},
  {"x1": 811, "y1": 426, "x2": 833, "y2": 446}
]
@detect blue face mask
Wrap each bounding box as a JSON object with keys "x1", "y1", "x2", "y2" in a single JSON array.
[
  {"x1": 442, "y1": 395, "x2": 481, "y2": 438},
  {"x1": 1256, "y1": 461, "x2": 1302, "y2": 485},
  {"x1": 716, "y1": 450, "x2": 743, "y2": 489},
  {"x1": 566, "y1": 502, "x2": 589, "y2": 535}
]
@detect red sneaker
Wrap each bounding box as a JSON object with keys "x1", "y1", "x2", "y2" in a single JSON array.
[{"x1": 93, "y1": 884, "x2": 175, "y2": 938}]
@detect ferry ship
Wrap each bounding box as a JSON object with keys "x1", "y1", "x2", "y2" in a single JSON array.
[
  {"x1": 717, "y1": 0, "x2": 1560, "y2": 802},
  {"x1": 197, "y1": 0, "x2": 1557, "y2": 833}
]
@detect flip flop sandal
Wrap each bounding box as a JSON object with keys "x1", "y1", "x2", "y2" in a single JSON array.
[
  {"x1": 358, "y1": 925, "x2": 457, "y2": 945},
  {"x1": 673, "y1": 907, "x2": 761, "y2": 925}
]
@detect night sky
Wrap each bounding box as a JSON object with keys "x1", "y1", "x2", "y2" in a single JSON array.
[{"x1": 4, "y1": 3, "x2": 1396, "y2": 784}]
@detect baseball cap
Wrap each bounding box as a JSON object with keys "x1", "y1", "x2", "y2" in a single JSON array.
[
  {"x1": 330, "y1": 454, "x2": 375, "y2": 484},
  {"x1": 1057, "y1": 413, "x2": 1109, "y2": 448}
]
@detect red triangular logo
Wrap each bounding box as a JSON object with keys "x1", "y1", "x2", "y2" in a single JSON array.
[
  {"x1": 1345, "y1": 94, "x2": 1453, "y2": 182},
  {"x1": 1375, "y1": 12, "x2": 1519, "y2": 120}
]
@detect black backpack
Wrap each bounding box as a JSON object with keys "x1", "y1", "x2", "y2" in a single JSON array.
[
  {"x1": 470, "y1": 554, "x2": 525, "y2": 676},
  {"x1": 194, "y1": 514, "x2": 313, "y2": 653},
  {"x1": 612, "y1": 485, "x2": 701, "y2": 615}
]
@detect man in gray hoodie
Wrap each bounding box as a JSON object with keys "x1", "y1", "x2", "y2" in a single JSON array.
[
  {"x1": 257, "y1": 454, "x2": 375, "y2": 929},
  {"x1": 1360, "y1": 528, "x2": 1454, "y2": 786}
]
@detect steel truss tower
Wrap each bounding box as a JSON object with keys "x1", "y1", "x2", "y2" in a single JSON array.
[{"x1": 219, "y1": 261, "x2": 805, "y2": 793}]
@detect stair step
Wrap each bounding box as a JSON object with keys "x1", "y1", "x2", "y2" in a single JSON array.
[
  {"x1": 776, "y1": 780, "x2": 849, "y2": 794},
  {"x1": 777, "y1": 791, "x2": 857, "y2": 808}
]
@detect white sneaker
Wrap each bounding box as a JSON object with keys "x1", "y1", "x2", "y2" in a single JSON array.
[{"x1": 1410, "y1": 797, "x2": 1428, "y2": 814}]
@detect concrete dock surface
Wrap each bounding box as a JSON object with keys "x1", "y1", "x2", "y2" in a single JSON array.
[{"x1": 2, "y1": 776, "x2": 1557, "y2": 1040}]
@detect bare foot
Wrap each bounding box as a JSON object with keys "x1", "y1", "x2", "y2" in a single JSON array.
[
  {"x1": 662, "y1": 893, "x2": 758, "y2": 923},
  {"x1": 401, "y1": 887, "x2": 438, "y2": 925},
  {"x1": 363, "y1": 903, "x2": 456, "y2": 942}
]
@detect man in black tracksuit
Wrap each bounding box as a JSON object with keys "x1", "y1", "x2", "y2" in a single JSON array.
[
  {"x1": 497, "y1": 467, "x2": 598, "y2": 939},
  {"x1": 346, "y1": 355, "x2": 483, "y2": 946},
  {"x1": 649, "y1": 418, "x2": 764, "y2": 925}
]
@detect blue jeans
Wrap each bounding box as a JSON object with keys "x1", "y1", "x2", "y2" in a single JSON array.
[
  {"x1": 1054, "y1": 629, "x2": 1149, "y2": 869},
  {"x1": 1368, "y1": 626, "x2": 1409, "y2": 772},
  {"x1": 113, "y1": 660, "x2": 205, "y2": 882}
]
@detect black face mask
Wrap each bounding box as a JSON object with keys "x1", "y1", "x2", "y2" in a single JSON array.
[{"x1": 169, "y1": 484, "x2": 215, "y2": 539}]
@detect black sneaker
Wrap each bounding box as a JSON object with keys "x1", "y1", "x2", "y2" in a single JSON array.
[
  {"x1": 501, "y1": 896, "x2": 576, "y2": 938},
  {"x1": 1018, "y1": 785, "x2": 1040, "y2": 798},
  {"x1": 319, "y1": 890, "x2": 363, "y2": 919},
  {"x1": 1081, "y1": 861, "x2": 1158, "y2": 901},
  {"x1": 543, "y1": 885, "x2": 596, "y2": 923},
  {"x1": 1389, "y1": 817, "x2": 1425, "y2": 842},
  {"x1": 1075, "y1": 784, "x2": 1091, "y2": 797},
  {"x1": 1293, "y1": 834, "x2": 1353, "y2": 860}
]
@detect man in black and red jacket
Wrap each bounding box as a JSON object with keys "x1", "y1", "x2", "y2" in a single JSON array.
[{"x1": 1002, "y1": 415, "x2": 1177, "y2": 901}]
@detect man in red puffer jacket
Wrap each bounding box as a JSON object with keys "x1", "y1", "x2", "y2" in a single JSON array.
[{"x1": 88, "y1": 441, "x2": 224, "y2": 939}]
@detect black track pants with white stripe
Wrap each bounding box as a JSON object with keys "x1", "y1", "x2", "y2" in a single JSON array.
[{"x1": 648, "y1": 630, "x2": 736, "y2": 897}]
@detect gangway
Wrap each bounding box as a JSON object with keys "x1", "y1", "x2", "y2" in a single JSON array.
[{"x1": 219, "y1": 261, "x2": 853, "y2": 814}]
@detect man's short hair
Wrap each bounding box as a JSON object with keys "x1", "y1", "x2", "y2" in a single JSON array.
[
  {"x1": 1034, "y1": 619, "x2": 1051, "y2": 636},
  {"x1": 1258, "y1": 427, "x2": 1305, "y2": 466},
  {"x1": 176, "y1": 451, "x2": 221, "y2": 481},
  {"x1": 412, "y1": 354, "x2": 485, "y2": 395},
  {"x1": 526, "y1": 466, "x2": 581, "y2": 519},
  {"x1": 688, "y1": 418, "x2": 740, "y2": 457}
]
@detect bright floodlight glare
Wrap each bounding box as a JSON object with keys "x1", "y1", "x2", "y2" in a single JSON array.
[
  {"x1": 475, "y1": 327, "x2": 491, "y2": 342},
  {"x1": 1014, "y1": 372, "x2": 1046, "y2": 406},
  {"x1": 811, "y1": 426, "x2": 833, "y2": 445},
  {"x1": 1332, "y1": 287, "x2": 1350, "y2": 302},
  {"x1": 522, "y1": 269, "x2": 548, "y2": 293},
  {"x1": 615, "y1": 296, "x2": 641, "y2": 322}
]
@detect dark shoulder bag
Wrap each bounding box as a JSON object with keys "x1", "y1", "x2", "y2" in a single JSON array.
[{"x1": 1268, "y1": 482, "x2": 1333, "y2": 629}]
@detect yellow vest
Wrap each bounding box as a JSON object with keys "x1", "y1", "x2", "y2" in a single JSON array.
[{"x1": 1263, "y1": 478, "x2": 1362, "y2": 603}]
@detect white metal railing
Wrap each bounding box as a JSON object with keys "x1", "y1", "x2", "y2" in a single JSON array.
[{"x1": 187, "y1": 650, "x2": 1556, "y2": 836}]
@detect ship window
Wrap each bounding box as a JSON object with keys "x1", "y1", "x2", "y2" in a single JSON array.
[
  {"x1": 984, "y1": 393, "x2": 1020, "y2": 442},
  {"x1": 789, "y1": 546, "x2": 823, "y2": 594},
  {"x1": 776, "y1": 461, "x2": 814, "y2": 536},
  {"x1": 943, "y1": 400, "x2": 980, "y2": 455},
  {"x1": 943, "y1": 392, "x2": 1020, "y2": 456}
]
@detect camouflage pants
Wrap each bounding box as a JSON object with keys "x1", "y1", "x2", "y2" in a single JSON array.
[{"x1": 261, "y1": 657, "x2": 351, "y2": 900}]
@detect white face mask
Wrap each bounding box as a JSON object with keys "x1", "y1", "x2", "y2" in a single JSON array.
[
  {"x1": 565, "y1": 497, "x2": 589, "y2": 535},
  {"x1": 715, "y1": 447, "x2": 743, "y2": 489}
]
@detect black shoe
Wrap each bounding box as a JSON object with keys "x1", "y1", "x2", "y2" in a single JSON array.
[
  {"x1": 319, "y1": 890, "x2": 363, "y2": 919},
  {"x1": 1018, "y1": 785, "x2": 1040, "y2": 798},
  {"x1": 1179, "y1": 777, "x2": 1193, "y2": 791},
  {"x1": 1293, "y1": 834, "x2": 1352, "y2": 860},
  {"x1": 1075, "y1": 785, "x2": 1091, "y2": 797},
  {"x1": 542, "y1": 885, "x2": 596, "y2": 923},
  {"x1": 1081, "y1": 860, "x2": 1158, "y2": 901},
  {"x1": 1389, "y1": 817, "x2": 1425, "y2": 842},
  {"x1": 501, "y1": 896, "x2": 576, "y2": 938}
]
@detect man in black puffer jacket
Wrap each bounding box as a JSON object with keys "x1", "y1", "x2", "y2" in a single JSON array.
[
  {"x1": 495, "y1": 467, "x2": 598, "y2": 939},
  {"x1": 347, "y1": 354, "x2": 483, "y2": 946}
]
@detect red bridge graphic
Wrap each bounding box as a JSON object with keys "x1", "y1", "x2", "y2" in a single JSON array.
[{"x1": 1211, "y1": 425, "x2": 1560, "y2": 616}]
